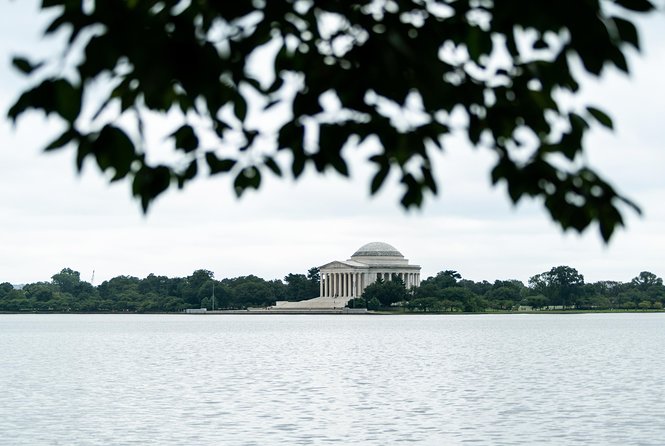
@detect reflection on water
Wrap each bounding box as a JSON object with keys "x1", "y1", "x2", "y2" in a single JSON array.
[{"x1": 1, "y1": 313, "x2": 664, "y2": 445}]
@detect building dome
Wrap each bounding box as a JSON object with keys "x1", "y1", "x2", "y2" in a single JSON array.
[{"x1": 351, "y1": 242, "x2": 403, "y2": 258}]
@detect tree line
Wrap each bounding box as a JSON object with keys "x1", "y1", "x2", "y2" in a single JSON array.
[
  {"x1": 350, "y1": 267, "x2": 665, "y2": 312},
  {"x1": 0, "y1": 268, "x2": 319, "y2": 312},
  {"x1": 1, "y1": 266, "x2": 663, "y2": 313}
]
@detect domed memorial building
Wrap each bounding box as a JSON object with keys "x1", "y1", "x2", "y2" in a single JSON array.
[
  {"x1": 274, "y1": 242, "x2": 421, "y2": 309},
  {"x1": 320, "y1": 242, "x2": 421, "y2": 299}
]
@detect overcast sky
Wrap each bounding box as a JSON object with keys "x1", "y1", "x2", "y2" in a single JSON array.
[{"x1": 1, "y1": 3, "x2": 664, "y2": 286}]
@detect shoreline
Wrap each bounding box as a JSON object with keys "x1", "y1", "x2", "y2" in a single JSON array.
[{"x1": 1, "y1": 309, "x2": 664, "y2": 315}]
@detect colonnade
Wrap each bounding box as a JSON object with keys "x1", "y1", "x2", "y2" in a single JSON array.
[
  {"x1": 320, "y1": 272, "x2": 365, "y2": 298},
  {"x1": 376, "y1": 271, "x2": 421, "y2": 289},
  {"x1": 320, "y1": 271, "x2": 421, "y2": 298}
]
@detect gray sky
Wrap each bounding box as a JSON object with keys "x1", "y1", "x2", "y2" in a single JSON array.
[{"x1": 1, "y1": 2, "x2": 664, "y2": 286}]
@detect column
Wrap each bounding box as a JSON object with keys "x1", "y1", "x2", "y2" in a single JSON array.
[
  {"x1": 320, "y1": 274, "x2": 324, "y2": 297},
  {"x1": 332, "y1": 273, "x2": 336, "y2": 297},
  {"x1": 343, "y1": 273, "x2": 347, "y2": 297}
]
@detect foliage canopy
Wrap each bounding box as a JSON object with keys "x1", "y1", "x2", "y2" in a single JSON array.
[
  {"x1": 2, "y1": 266, "x2": 665, "y2": 312},
  {"x1": 8, "y1": 0, "x2": 657, "y2": 240}
]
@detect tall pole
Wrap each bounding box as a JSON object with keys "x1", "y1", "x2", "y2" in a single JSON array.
[{"x1": 212, "y1": 282, "x2": 215, "y2": 311}]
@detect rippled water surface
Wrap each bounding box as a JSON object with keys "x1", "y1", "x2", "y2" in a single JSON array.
[{"x1": 1, "y1": 313, "x2": 664, "y2": 445}]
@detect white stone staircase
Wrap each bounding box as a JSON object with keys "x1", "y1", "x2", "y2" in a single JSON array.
[{"x1": 273, "y1": 296, "x2": 353, "y2": 309}]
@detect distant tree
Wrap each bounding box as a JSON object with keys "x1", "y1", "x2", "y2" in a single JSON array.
[
  {"x1": 267, "y1": 279, "x2": 288, "y2": 303},
  {"x1": 51, "y1": 268, "x2": 82, "y2": 295},
  {"x1": 459, "y1": 279, "x2": 492, "y2": 296},
  {"x1": 8, "y1": 1, "x2": 655, "y2": 240},
  {"x1": 139, "y1": 273, "x2": 173, "y2": 296},
  {"x1": 24, "y1": 282, "x2": 56, "y2": 303},
  {"x1": 346, "y1": 297, "x2": 367, "y2": 309},
  {"x1": 630, "y1": 271, "x2": 663, "y2": 291},
  {"x1": 529, "y1": 266, "x2": 585, "y2": 308},
  {"x1": 487, "y1": 280, "x2": 526, "y2": 310},
  {"x1": 638, "y1": 300, "x2": 652, "y2": 309},
  {"x1": 367, "y1": 297, "x2": 382, "y2": 311},
  {"x1": 428, "y1": 270, "x2": 462, "y2": 289},
  {"x1": 181, "y1": 269, "x2": 215, "y2": 306},
  {"x1": 98, "y1": 275, "x2": 142, "y2": 310},
  {"x1": 406, "y1": 297, "x2": 446, "y2": 313},
  {"x1": 523, "y1": 294, "x2": 548, "y2": 310},
  {"x1": 413, "y1": 282, "x2": 443, "y2": 301},
  {"x1": 0, "y1": 282, "x2": 14, "y2": 299},
  {"x1": 0, "y1": 288, "x2": 29, "y2": 311},
  {"x1": 362, "y1": 279, "x2": 407, "y2": 307},
  {"x1": 443, "y1": 287, "x2": 485, "y2": 312},
  {"x1": 622, "y1": 301, "x2": 637, "y2": 310},
  {"x1": 587, "y1": 280, "x2": 623, "y2": 298},
  {"x1": 223, "y1": 275, "x2": 277, "y2": 308},
  {"x1": 284, "y1": 271, "x2": 319, "y2": 300},
  {"x1": 307, "y1": 267, "x2": 321, "y2": 290}
]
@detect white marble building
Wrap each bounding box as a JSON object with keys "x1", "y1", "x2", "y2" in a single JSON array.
[
  {"x1": 274, "y1": 242, "x2": 421, "y2": 309},
  {"x1": 319, "y1": 242, "x2": 421, "y2": 298}
]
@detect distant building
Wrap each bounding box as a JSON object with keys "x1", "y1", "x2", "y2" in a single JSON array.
[
  {"x1": 319, "y1": 241, "x2": 421, "y2": 299},
  {"x1": 274, "y1": 242, "x2": 421, "y2": 309}
]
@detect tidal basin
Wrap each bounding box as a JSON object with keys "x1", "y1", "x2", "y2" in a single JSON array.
[{"x1": 1, "y1": 313, "x2": 664, "y2": 445}]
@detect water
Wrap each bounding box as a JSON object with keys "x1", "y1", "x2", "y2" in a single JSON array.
[{"x1": 1, "y1": 313, "x2": 664, "y2": 445}]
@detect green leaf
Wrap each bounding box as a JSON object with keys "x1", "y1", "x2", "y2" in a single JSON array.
[
  {"x1": 318, "y1": 124, "x2": 350, "y2": 176},
  {"x1": 54, "y1": 79, "x2": 82, "y2": 123},
  {"x1": 205, "y1": 152, "x2": 236, "y2": 174},
  {"x1": 91, "y1": 125, "x2": 136, "y2": 181},
  {"x1": 292, "y1": 155, "x2": 306, "y2": 179},
  {"x1": 132, "y1": 165, "x2": 172, "y2": 213},
  {"x1": 44, "y1": 128, "x2": 78, "y2": 152},
  {"x1": 76, "y1": 139, "x2": 92, "y2": 172},
  {"x1": 608, "y1": 46, "x2": 629, "y2": 73},
  {"x1": 263, "y1": 156, "x2": 282, "y2": 177},
  {"x1": 370, "y1": 165, "x2": 389, "y2": 195},
  {"x1": 11, "y1": 57, "x2": 43, "y2": 75},
  {"x1": 612, "y1": 17, "x2": 640, "y2": 49},
  {"x1": 587, "y1": 106, "x2": 614, "y2": 130},
  {"x1": 614, "y1": 0, "x2": 654, "y2": 12},
  {"x1": 177, "y1": 160, "x2": 198, "y2": 188},
  {"x1": 172, "y1": 125, "x2": 199, "y2": 153},
  {"x1": 233, "y1": 167, "x2": 261, "y2": 197},
  {"x1": 8, "y1": 78, "x2": 81, "y2": 124},
  {"x1": 234, "y1": 95, "x2": 248, "y2": 122},
  {"x1": 422, "y1": 165, "x2": 437, "y2": 194}
]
